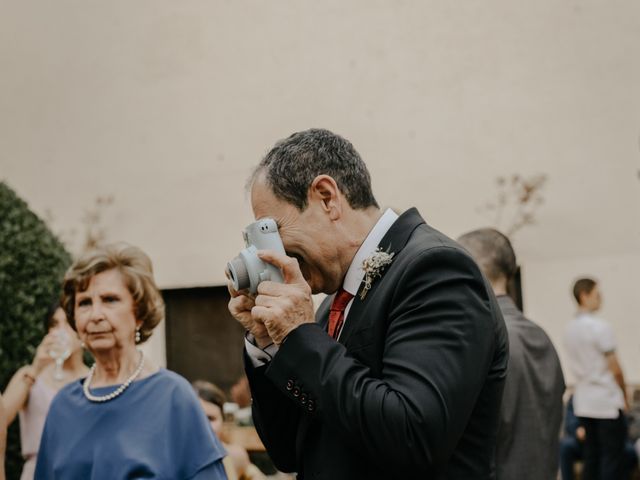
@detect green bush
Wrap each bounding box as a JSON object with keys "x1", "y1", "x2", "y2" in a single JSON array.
[{"x1": 0, "y1": 182, "x2": 71, "y2": 479}]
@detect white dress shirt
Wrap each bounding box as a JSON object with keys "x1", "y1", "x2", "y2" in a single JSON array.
[{"x1": 246, "y1": 208, "x2": 399, "y2": 367}]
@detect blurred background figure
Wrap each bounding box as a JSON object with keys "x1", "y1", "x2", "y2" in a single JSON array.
[
  {"x1": 35, "y1": 244, "x2": 227, "y2": 479},
  {"x1": 1, "y1": 393, "x2": 6, "y2": 480},
  {"x1": 560, "y1": 395, "x2": 638, "y2": 479},
  {"x1": 1, "y1": 303, "x2": 88, "y2": 480},
  {"x1": 193, "y1": 380, "x2": 266, "y2": 480},
  {"x1": 230, "y1": 376, "x2": 253, "y2": 426},
  {"x1": 458, "y1": 228, "x2": 565, "y2": 480},
  {"x1": 564, "y1": 278, "x2": 629, "y2": 479}
]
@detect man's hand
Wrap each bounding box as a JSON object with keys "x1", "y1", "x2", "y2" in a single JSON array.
[
  {"x1": 227, "y1": 282, "x2": 272, "y2": 349},
  {"x1": 251, "y1": 251, "x2": 315, "y2": 346}
]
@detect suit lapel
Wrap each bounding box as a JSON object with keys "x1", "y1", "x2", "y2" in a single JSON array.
[{"x1": 338, "y1": 208, "x2": 426, "y2": 346}]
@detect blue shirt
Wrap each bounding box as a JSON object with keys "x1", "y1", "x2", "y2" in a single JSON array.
[{"x1": 35, "y1": 369, "x2": 227, "y2": 479}]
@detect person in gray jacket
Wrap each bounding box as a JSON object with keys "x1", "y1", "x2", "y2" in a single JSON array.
[{"x1": 458, "y1": 228, "x2": 565, "y2": 480}]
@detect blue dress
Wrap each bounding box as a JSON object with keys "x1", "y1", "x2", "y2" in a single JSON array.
[{"x1": 35, "y1": 369, "x2": 227, "y2": 479}]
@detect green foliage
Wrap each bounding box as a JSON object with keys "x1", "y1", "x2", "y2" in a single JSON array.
[{"x1": 0, "y1": 182, "x2": 71, "y2": 479}]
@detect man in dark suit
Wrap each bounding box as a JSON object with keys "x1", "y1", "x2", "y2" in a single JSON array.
[
  {"x1": 458, "y1": 228, "x2": 565, "y2": 480},
  {"x1": 227, "y1": 129, "x2": 509, "y2": 479}
]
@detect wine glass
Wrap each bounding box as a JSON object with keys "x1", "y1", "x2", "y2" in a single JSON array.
[{"x1": 48, "y1": 329, "x2": 71, "y2": 381}]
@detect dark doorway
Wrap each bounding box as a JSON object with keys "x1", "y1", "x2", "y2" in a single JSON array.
[{"x1": 163, "y1": 285, "x2": 245, "y2": 394}]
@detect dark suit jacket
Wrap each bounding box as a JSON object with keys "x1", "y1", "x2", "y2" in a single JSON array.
[
  {"x1": 495, "y1": 295, "x2": 565, "y2": 480},
  {"x1": 245, "y1": 208, "x2": 509, "y2": 479}
]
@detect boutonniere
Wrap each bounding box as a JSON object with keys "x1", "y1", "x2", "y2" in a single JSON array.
[{"x1": 359, "y1": 247, "x2": 395, "y2": 300}]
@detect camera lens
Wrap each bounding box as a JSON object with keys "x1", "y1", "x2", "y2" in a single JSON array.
[{"x1": 227, "y1": 257, "x2": 250, "y2": 291}]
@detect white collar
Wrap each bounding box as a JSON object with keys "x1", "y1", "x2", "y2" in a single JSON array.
[{"x1": 342, "y1": 208, "x2": 399, "y2": 296}]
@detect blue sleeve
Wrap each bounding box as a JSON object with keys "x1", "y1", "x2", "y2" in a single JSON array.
[
  {"x1": 166, "y1": 374, "x2": 227, "y2": 478},
  {"x1": 187, "y1": 459, "x2": 228, "y2": 480},
  {"x1": 34, "y1": 395, "x2": 60, "y2": 479},
  {"x1": 34, "y1": 420, "x2": 52, "y2": 479}
]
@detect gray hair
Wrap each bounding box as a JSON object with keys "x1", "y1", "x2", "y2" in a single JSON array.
[
  {"x1": 457, "y1": 228, "x2": 516, "y2": 283},
  {"x1": 250, "y1": 128, "x2": 379, "y2": 211}
]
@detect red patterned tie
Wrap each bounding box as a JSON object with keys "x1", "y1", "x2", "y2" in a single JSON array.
[{"x1": 328, "y1": 288, "x2": 354, "y2": 339}]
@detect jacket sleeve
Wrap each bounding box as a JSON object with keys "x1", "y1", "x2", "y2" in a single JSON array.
[
  {"x1": 264, "y1": 246, "x2": 501, "y2": 473},
  {"x1": 244, "y1": 352, "x2": 301, "y2": 473}
]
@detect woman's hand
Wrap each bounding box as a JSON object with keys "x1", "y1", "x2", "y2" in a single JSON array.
[
  {"x1": 0, "y1": 393, "x2": 6, "y2": 480},
  {"x1": 30, "y1": 333, "x2": 57, "y2": 376},
  {"x1": 2, "y1": 333, "x2": 57, "y2": 426}
]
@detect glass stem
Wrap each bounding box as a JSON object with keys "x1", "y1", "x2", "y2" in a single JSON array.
[{"x1": 54, "y1": 358, "x2": 64, "y2": 381}]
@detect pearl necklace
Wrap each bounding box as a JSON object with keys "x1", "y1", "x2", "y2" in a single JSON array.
[{"x1": 83, "y1": 349, "x2": 145, "y2": 403}]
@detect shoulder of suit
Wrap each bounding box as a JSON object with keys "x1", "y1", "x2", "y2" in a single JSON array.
[{"x1": 402, "y1": 223, "x2": 469, "y2": 257}]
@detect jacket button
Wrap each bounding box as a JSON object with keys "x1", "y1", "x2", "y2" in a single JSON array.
[
  {"x1": 292, "y1": 386, "x2": 301, "y2": 397},
  {"x1": 286, "y1": 380, "x2": 294, "y2": 391},
  {"x1": 300, "y1": 393, "x2": 308, "y2": 405},
  {"x1": 307, "y1": 400, "x2": 315, "y2": 412}
]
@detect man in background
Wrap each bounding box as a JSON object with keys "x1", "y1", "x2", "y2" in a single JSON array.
[
  {"x1": 564, "y1": 278, "x2": 629, "y2": 479},
  {"x1": 458, "y1": 228, "x2": 565, "y2": 479}
]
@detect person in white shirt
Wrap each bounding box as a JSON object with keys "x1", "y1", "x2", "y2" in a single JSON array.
[{"x1": 564, "y1": 277, "x2": 629, "y2": 479}]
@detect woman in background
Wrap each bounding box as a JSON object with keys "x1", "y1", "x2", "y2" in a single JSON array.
[
  {"x1": 36, "y1": 243, "x2": 227, "y2": 479},
  {"x1": 193, "y1": 380, "x2": 266, "y2": 480},
  {"x1": 2, "y1": 304, "x2": 88, "y2": 479}
]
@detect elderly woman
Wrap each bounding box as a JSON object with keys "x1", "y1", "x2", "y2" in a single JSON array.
[{"x1": 35, "y1": 244, "x2": 227, "y2": 479}]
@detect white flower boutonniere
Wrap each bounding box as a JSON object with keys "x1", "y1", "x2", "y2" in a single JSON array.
[{"x1": 359, "y1": 247, "x2": 395, "y2": 300}]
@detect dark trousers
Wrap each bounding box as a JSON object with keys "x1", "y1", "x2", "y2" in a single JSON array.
[
  {"x1": 579, "y1": 413, "x2": 627, "y2": 480},
  {"x1": 559, "y1": 435, "x2": 638, "y2": 480},
  {"x1": 560, "y1": 437, "x2": 582, "y2": 480}
]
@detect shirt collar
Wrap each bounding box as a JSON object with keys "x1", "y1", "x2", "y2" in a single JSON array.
[{"x1": 342, "y1": 208, "x2": 399, "y2": 296}]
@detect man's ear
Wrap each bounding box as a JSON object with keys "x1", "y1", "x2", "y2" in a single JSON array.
[{"x1": 309, "y1": 175, "x2": 342, "y2": 221}]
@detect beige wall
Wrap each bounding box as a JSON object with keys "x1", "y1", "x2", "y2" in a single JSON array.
[{"x1": 2, "y1": 1, "x2": 639, "y2": 381}]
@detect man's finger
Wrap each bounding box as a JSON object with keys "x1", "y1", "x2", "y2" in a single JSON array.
[
  {"x1": 258, "y1": 250, "x2": 306, "y2": 284},
  {"x1": 227, "y1": 281, "x2": 240, "y2": 297},
  {"x1": 227, "y1": 280, "x2": 253, "y2": 299},
  {"x1": 229, "y1": 295, "x2": 255, "y2": 315},
  {"x1": 254, "y1": 293, "x2": 280, "y2": 308},
  {"x1": 251, "y1": 305, "x2": 275, "y2": 324}
]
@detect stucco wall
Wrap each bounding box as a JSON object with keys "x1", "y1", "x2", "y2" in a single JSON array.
[{"x1": 2, "y1": 1, "x2": 639, "y2": 381}]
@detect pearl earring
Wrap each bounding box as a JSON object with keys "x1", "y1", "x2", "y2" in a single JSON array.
[{"x1": 135, "y1": 328, "x2": 141, "y2": 344}]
